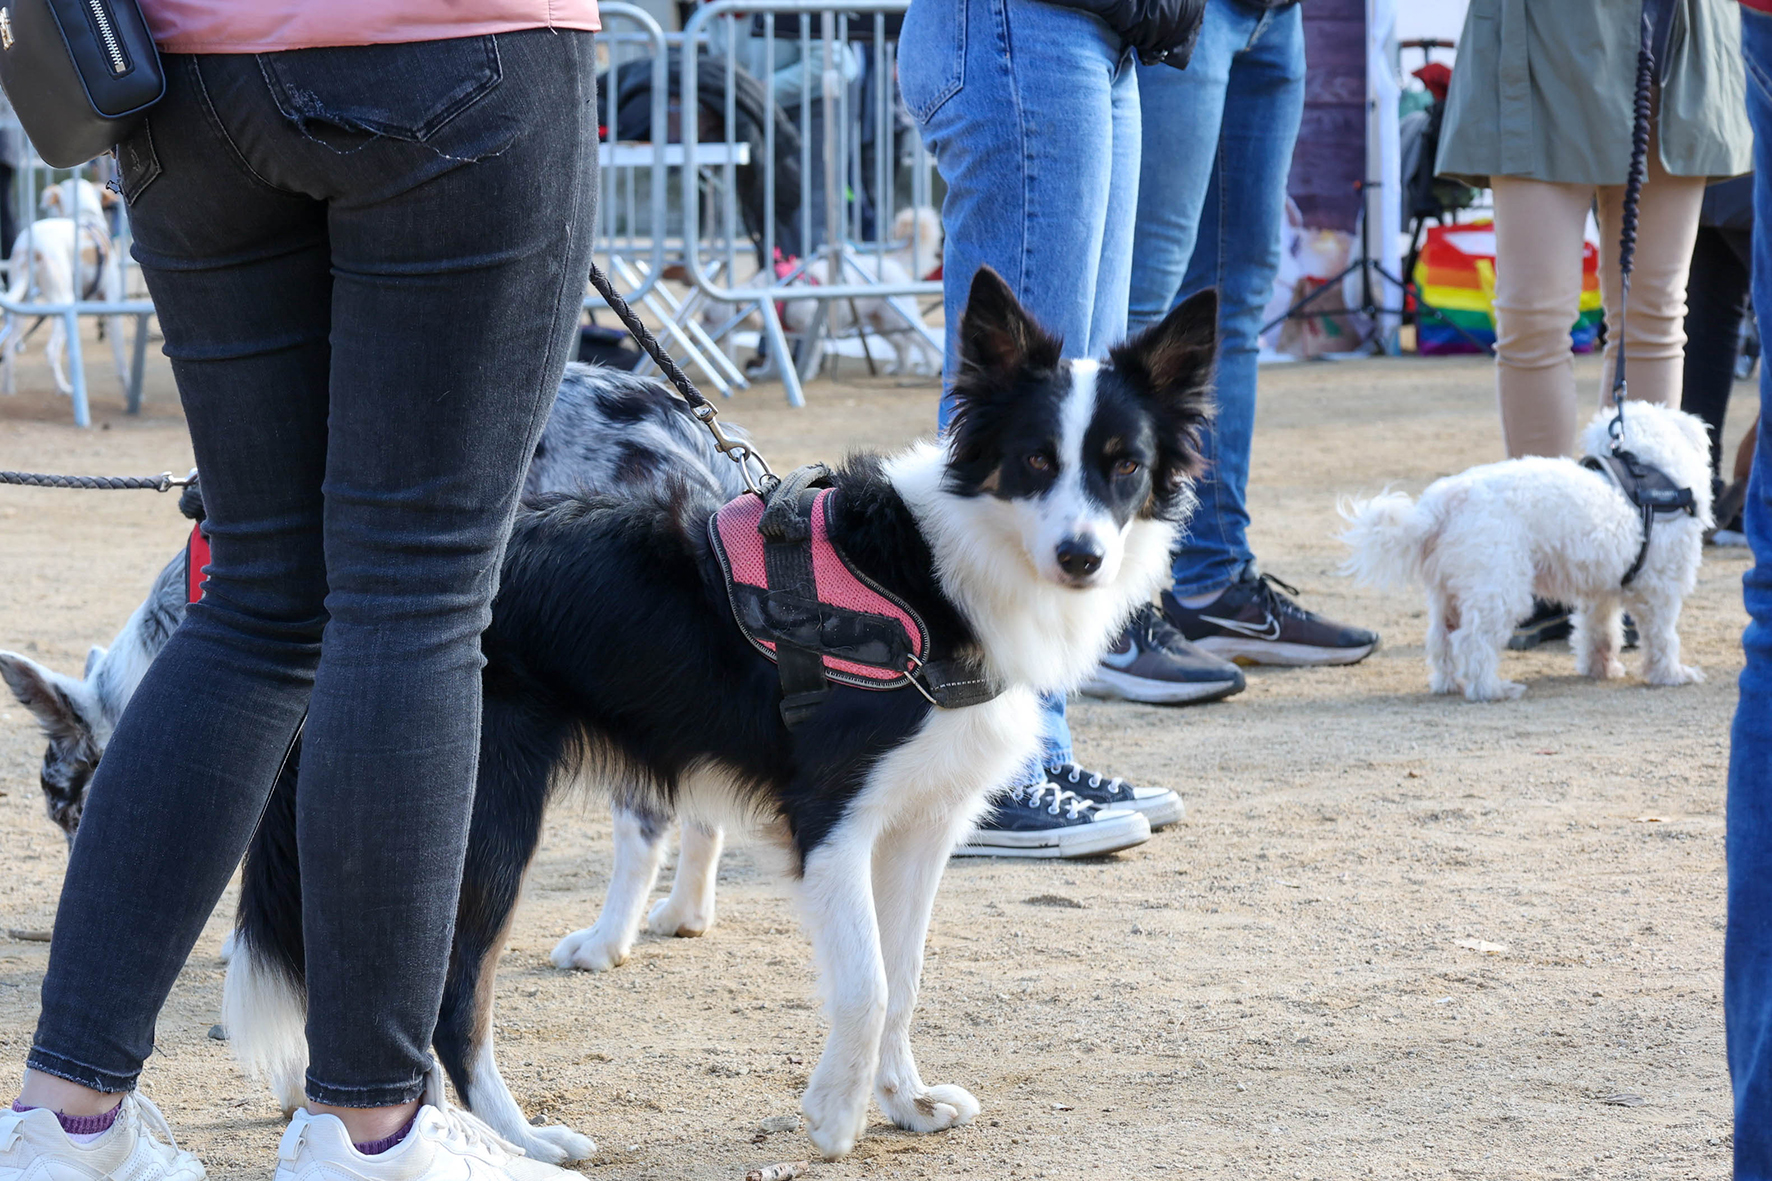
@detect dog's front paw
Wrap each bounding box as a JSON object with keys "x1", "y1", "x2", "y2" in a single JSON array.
[
  {"x1": 1428, "y1": 672, "x2": 1458, "y2": 695},
  {"x1": 550, "y1": 924, "x2": 632, "y2": 972},
  {"x1": 1646, "y1": 663, "x2": 1704, "y2": 687},
  {"x1": 1465, "y1": 680, "x2": 1526, "y2": 702},
  {"x1": 877, "y1": 1082, "x2": 980, "y2": 1133},
  {"x1": 513, "y1": 1123, "x2": 597, "y2": 1164},
  {"x1": 801, "y1": 1082, "x2": 869, "y2": 1159},
  {"x1": 647, "y1": 895, "x2": 714, "y2": 938}
]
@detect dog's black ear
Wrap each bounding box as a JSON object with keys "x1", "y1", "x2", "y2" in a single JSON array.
[
  {"x1": 1110, "y1": 288, "x2": 1218, "y2": 476},
  {"x1": 957, "y1": 266, "x2": 1063, "y2": 381},
  {"x1": 0, "y1": 651, "x2": 87, "y2": 744}
]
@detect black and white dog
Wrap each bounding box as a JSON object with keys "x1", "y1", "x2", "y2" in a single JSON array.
[{"x1": 5, "y1": 269, "x2": 1216, "y2": 1162}]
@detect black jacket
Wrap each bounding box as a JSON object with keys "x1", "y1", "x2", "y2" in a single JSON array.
[{"x1": 1051, "y1": 0, "x2": 1208, "y2": 68}]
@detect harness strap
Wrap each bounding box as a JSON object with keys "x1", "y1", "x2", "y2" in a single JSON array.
[
  {"x1": 911, "y1": 658, "x2": 1001, "y2": 709},
  {"x1": 1582, "y1": 451, "x2": 1696, "y2": 586},
  {"x1": 761, "y1": 480, "x2": 834, "y2": 727}
]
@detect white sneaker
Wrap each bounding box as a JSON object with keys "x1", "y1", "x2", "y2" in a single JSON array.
[
  {"x1": 273, "y1": 1070, "x2": 581, "y2": 1181},
  {"x1": 0, "y1": 1092, "x2": 206, "y2": 1181}
]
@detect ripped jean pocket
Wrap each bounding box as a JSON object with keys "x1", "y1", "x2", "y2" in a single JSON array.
[{"x1": 256, "y1": 35, "x2": 508, "y2": 155}]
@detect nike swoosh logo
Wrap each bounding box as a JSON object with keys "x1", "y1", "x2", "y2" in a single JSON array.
[
  {"x1": 1099, "y1": 644, "x2": 1140, "y2": 669},
  {"x1": 1200, "y1": 611, "x2": 1282, "y2": 641}
]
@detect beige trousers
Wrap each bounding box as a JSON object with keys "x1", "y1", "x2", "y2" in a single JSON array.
[{"x1": 1489, "y1": 134, "x2": 1705, "y2": 458}]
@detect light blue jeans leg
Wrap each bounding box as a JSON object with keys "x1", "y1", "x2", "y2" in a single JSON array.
[
  {"x1": 1730, "y1": 12, "x2": 1772, "y2": 1174},
  {"x1": 901, "y1": 0, "x2": 1137, "y2": 778},
  {"x1": 1129, "y1": 0, "x2": 1305, "y2": 598},
  {"x1": 902, "y1": 0, "x2": 1141, "y2": 421}
]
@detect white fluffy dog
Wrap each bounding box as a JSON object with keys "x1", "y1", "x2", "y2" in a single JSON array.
[
  {"x1": 1, "y1": 178, "x2": 128, "y2": 397},
  {"x1": 1340, "y1": 403, "x2": 1712, "y2": 701}
]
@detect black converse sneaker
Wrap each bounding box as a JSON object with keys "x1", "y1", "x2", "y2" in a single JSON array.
[
  {"x1": 1163, "y1": 569, "x2": 1378, "y2": 667},
  {"x1": 1044, "y1": 761, "x2": 1183, "y2": 828},
  {"x1": 954, "y1": 783, "x2": 1151, "y2": 859},
  {"x1": 1079, "y1": 603, "x2": 1245, "y2": 704}
]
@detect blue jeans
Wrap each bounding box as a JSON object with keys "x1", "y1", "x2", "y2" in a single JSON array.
[
  {"x1": 901, "y1": 0, "x2": 1140, "y2": 773},
  {"x1": 1732, "y1": 11, "x2": 1772, "y2": 1170},
  {"x1": 1127, "y1": 0, "x2": 1304, "y2": 598},
  {"x1": 27, "y1": 33, "x2": 597, "y2": 1106}
]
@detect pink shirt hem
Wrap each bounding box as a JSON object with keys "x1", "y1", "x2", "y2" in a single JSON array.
[{"x1": 143, "y1": 3, "x2": 600, "y2": 54}]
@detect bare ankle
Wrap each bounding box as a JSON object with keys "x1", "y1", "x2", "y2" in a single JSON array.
[{"x1": 16, "y1": 1068, "x2": 123, "y2": 1118}]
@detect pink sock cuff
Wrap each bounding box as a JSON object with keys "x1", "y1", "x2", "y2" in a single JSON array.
[
  {"x1": 354, "y1": 1114, "x2": 417, "y2": 1156},
  {"x1": 11, "y1": 1099, "x2": 122, "y2": 1137}
]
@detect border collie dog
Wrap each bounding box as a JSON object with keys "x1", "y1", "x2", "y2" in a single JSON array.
[{"x1": 7, "y1": 269, "x2": 1216, "y2": 1162}]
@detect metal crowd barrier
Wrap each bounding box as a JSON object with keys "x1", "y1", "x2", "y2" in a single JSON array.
[
  {"x1": 672, "y1": 0, "x2": 943, "y2": 406},
  {"x1": 0, "y1": 2, "x2": 941, "y2": 425},
  {"x1": 0, "y1": 146, "x2": 156, "y2": 427}
]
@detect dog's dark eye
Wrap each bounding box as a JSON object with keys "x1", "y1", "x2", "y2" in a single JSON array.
[
  {"x1": 1113, "y1": 458, "x2": 1140, "y2": 477},
  {"x1": 1027, "y1": 453, "x2": 1052, "y2": 472}
]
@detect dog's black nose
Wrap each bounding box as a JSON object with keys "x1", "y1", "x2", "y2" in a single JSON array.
[{"x1": 1056, "y1": 537, "x2": 1104, "y2": 578}]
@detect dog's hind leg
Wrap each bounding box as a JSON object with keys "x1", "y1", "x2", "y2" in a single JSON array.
[
  {"x1": 45, "y1": 317, "x2": 70, "y2": 396},
  {"x1": 870, "y1": 815, "x2": 980, "y2": 1135},
  {"x1": 1571, "y1": 596, "x2": 1626, "y2": 680},
  {"x1": 551, "y1": 800, "x2": 669, "y2": 972},
  {"x1": 647, "y1": 820, "x2": 723, "y2": 937},
  {"x1": 798, "y1": 831, "x2": 887, "y2": 1160},
  {"x1": 1425, "y1": 594, "x2": 1458, "y2": 695},
  {"x1": 436, "y1": 697, "x2": 596, "y2": 1164},
  {"x1": 436, "y1": 912, "x2": 595, "y2": 1164},
  {"x1": 1451, "y1": 596, "x2": 1526, "y2": 701},
  {"x1": 1626, "y1": 587, "x2": 1703, "y2": 686}
]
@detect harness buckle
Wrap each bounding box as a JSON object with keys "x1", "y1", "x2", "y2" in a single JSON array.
[{"x1": 904, "y1": 654, "x2": 940, "y2": 706}]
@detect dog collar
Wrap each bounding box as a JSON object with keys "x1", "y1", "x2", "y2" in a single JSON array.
[{"x1": 709, "y1": 464, "x2": 1001, "y2": 728}]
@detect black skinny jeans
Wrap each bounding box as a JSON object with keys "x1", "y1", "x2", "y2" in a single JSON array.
[
  {"x1": 28, "y1": 30, "x2": 597, "y2": 1107},
  {"x1": 1683, "y1": 224, "x2": 1753, "y2": 488}
]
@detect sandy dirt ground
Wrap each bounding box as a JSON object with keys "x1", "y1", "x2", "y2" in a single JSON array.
[{"x1": 0, "y1": 332, "x2": 1753, "y2": 1179}]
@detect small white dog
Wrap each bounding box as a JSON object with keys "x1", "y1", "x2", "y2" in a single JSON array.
[
  {"x1": 1, "y1": 178, "x2": 128, "y2": 397},
  {"x1": 1340, "y1": 402, "x2": 1713, "y2": 701},
  {"x1": 779, "y1": 205, "x2": 945, "y2": 376}
]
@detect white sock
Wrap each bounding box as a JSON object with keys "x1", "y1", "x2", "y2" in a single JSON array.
[{"x1": 1175, "y1": 589, "x2": 1222, "y2": 609}]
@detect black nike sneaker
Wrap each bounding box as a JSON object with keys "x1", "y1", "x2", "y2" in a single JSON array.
[
  {"x1": 1078, "y1": 603, "x2": 1245, "y2": 704},
  {"x1": 1162, "y1": 569, "x2": 1378, "y2": 667}
]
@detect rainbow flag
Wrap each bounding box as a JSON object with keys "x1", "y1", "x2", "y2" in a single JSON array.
[{"x1": 1413, "y1": 220, "x2": 1602, "y2": 355}]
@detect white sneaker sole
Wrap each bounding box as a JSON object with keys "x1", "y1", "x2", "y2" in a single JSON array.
[
  {"x1": 1193, "y1": 635, "x2": 1376, "y2": 667},
  {"x1": 952, "y1": 810, "x2": 1151, "y2": 859},
  {"x1": 1124, "y1": 789, "x2": 1184, "y2": 829},
  {"x1": 1076, "y1": 667, "x2": 1243, "y2": 704}
]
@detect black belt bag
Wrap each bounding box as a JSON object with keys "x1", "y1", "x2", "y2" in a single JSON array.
[{"x1": 0, "y1": 0, "x2": 163, "y2": 168}]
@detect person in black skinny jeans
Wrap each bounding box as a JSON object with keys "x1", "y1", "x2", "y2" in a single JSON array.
[
  {"x1": 1683, "y1": 173, "x2": 1754, "y2": 535},
  {"x1": 6, "y1": 29, "x2": 597, "y2": 1179}
]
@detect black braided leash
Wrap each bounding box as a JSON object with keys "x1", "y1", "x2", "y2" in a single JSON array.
[
  {"x1": 0, "y1": 469, "x2": 193, "y2": 492},
  {"x1": 1609, "y1": 7, "x2": 1656, "y2": 442},
  {"x1": 3, "y1": 265, "x2": 771, "y2": 498},
  {"x1": 587, "y1": 261, "x2": 779, "y2": 495}
]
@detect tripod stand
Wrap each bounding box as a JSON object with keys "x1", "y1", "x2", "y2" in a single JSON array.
[{"x1": 1260, "y1": 179, "x2": 1491, "y2": 355}]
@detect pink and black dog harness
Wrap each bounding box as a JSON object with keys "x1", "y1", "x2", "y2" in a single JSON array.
[{"x1": 709, "y1": 464, "x2": 1000, "y2": 728}]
